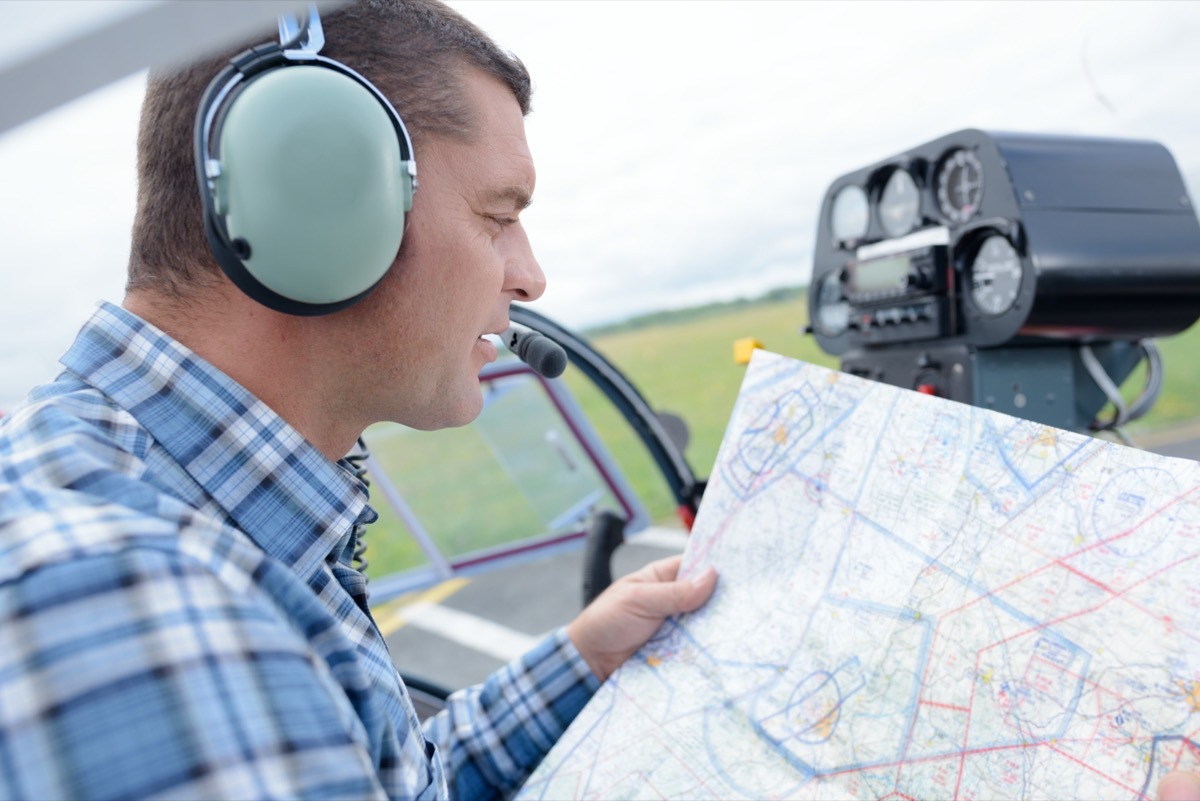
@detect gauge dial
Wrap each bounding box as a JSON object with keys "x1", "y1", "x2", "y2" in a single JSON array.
[
  {"x1": 830, "y1": 184, "x2": 869, "y2": 244},
  {"x1": 969, "y1": 235, "x2": 1023, "y2": 316},
  {"x1": 878, "y1": 168, "x2": 920, "y2": 239},
  {"x1": 936, "y1": 148, "x2": 984, "y2": 223},
  {"x1": 814, "y1": 271, "x2": 850, "y2": 336}
]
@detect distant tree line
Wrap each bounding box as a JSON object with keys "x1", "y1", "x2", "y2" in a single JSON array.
[{"x1": 583, "y1": 284, "x2": 807, "y2": 337}]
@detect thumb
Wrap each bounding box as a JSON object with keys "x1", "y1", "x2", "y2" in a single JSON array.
[
  {"x1": 628, "y1": 566, "x2": 718, "y2": 618},
  {"x1": 1159, "y1": 771, "x2": 1200, "y2": 801}
]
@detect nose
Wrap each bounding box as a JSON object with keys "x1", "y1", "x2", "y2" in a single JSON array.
[{"x1": 506, "y1": 224, "x2": 546, "y2": 302}]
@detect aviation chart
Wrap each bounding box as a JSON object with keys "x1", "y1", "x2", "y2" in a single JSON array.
[{"x1": 520, "y1": 350, "x2": 1200, "y2": 800}]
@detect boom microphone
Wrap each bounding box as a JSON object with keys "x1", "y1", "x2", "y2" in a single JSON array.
[{"x1": 503, "y1": 326, "x2": 568, "y2": 379}]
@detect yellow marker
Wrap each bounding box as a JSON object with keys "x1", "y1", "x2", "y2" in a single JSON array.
[
  {"x1": 774, "y1": 425, "x2": 788, "y2": 445},
  {"x1": 814, "y1": 707, "x2": 838, "y2": 739},
  {"x1": 1181, "y1": 680, "x2": 1200, "y2": 713},
  {"x1": 646, "y1": 655, "x2": 662, "y2": 668},
  {"x1": 733, "y1": 337, "x2": 763, "y2": 365},
  {"x1": 373, "y1": 576, "x2": 472, "y2": 637}
]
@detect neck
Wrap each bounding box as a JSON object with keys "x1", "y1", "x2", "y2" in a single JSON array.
[{"x1": 123, "y1": 287, "x2": 365, "y2": 462}]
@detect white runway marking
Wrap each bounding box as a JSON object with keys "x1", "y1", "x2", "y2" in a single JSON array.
[
  {"x1": 381, "y1": 526, "x2": 689, "y2": 662},
  {"x1": 401, "y1": 600, "x2": 541, "y2": 663},
  {"x1": 627, "y1": 526, "x2": 688, "y2": 551}
]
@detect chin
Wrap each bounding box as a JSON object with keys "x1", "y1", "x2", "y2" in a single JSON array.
[{"x1": 426, "y1": 388, "x2": 485, "y2": 431}]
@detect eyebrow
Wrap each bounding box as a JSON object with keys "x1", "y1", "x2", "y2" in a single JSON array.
[{"x1": 481, "y1": 185, "x2": 534, "y2": 211}]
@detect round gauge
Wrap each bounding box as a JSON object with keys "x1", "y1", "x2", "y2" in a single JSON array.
[
  {"x1": 936, "y1": 148, "x2": 984, "y2": 223},
  {"x1": 830, "y1": 184, "x2": 869, "y2": 244},
  {"x1": 969, "y1": 235, "x2": 1023, "y2": 316},
  {"x1": 814, "y1": 271, "x2": 850, "y2": 336},
  {"x1": 878, "y1": 168, "x2": 921, "y2": 239}
]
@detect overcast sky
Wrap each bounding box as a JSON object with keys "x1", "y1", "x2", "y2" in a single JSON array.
[{"x1": 2, "y1": 1, "x2": 1200, "y2": 410}]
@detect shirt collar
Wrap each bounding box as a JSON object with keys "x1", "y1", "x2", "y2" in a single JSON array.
[{"x1": 60, "y1": 302, "x2": 367, "y2": 578}]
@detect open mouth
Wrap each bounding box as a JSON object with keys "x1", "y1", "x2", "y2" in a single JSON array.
[{"x1": 476, "y1": 335, "x2": 499, "y2": 362}]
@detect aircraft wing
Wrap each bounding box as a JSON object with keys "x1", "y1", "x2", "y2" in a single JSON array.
[{"x1": 1, "y1": 0, "x2": 346, "y2": 136}]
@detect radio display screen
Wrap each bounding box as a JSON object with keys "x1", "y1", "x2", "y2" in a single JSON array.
[{"x1": 850, "y1": 254, "x2": 910, "y2": 295}]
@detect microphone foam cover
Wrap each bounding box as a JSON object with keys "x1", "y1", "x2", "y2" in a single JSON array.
[{"x1": 521, "y1": 335, "x2": 568, "y2": 379}]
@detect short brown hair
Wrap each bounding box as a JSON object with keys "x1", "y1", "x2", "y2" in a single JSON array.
[{"x1": 126, "y1": 0, "x2": 531, "y2": 298}]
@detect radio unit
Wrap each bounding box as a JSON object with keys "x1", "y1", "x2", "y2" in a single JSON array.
[{"x1": 814, "y1": 244, "x2": 952, "y2": 346}]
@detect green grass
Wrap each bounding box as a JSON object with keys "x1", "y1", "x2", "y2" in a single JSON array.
[
  {"x1": 360, "y1": 291, "x2": 1200, "y2": 581},
  {"x1": 558, "y1": 295, "x2": 837, "y2": 524},
  {"x1": 1122, "y1": 333, "x2": 1200, "y2": 431}
]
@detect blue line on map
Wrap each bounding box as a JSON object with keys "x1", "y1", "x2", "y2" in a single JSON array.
[
  {"x1": 696, "y1": 359, "x2": 1114, "y2": 785},
  {"x1": 1140, "y1": 735, "x2": 1200, "y2": 799},
  {"x1": 845, "y1": 511, "x2": 1092, "y2": 748},
  {"x1": 854, "y1": 513, "x2": 1045, "y2": 634},
  {"x1": 722, "y1": 373, "x2": 883, "y2": 503},
  {"x1": 740, "y1": 360, "x2": 806, "y2": 395},
  {"x1": 849, "y1": 391, "x2": 900, "y2": 510},
  {"x1": 744, "y1": 709, "x2": 819, "y2": 780},
  {"x1": 820, "y1": 594, "x2": 935, "y2": 760},
  {"x1": 796, "y1": 733, "x2": 1079, "y2": 779},
  {"x1": 701, "y1": 702, "x2": 812, "y2": 797},
  {"x1": 813, "y1": 391, "x2": 900, "y2": 614},
  {"x1": 1036, "y1": 642, "x2": 1094, "y2": 738},
  {"x1": 757, "y1": 657, "x2": 864, "y2": 744},
  {"x1": 716, "y1": 388, "x2": 894, "y2": 733},
  {"x1": 673, "y1": 619, "x2": 818, "y2": 678},
  {"x1": 965, "y1": 414, "x2": 1091, "y2": 509}
]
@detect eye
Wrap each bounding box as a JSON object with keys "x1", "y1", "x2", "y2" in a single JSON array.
[{"x1": 488, "y1": 215, "x2": 518, "y2": 230}]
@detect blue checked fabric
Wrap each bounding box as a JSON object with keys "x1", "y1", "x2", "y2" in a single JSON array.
[{"x1": 0, "y1": 302, "x2": 599, "y2": 800}]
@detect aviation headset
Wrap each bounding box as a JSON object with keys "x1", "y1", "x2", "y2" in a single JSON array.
[{"x1": 194, "y1": 5, "x2": 417, "y2": 316}]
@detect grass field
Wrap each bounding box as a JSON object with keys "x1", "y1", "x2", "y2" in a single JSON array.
[{"x1": 361, "y1": 291, "x2": 1200, "y2": 581}]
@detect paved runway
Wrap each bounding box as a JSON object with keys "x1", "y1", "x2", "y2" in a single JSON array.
[
  {"x1": 375, "y1": 528, "x2": 688, "y2": 692},
  {"x1": 371, "y1": 422, "x2": 1200, "y2": 698}
]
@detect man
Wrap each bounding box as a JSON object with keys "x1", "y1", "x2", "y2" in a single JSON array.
[{"x1": 0, "y1": 0, "x2": 716, "y2": 798}]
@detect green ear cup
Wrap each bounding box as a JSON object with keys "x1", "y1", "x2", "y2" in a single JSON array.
[{"x1": 212, "y1": 65, "x2": 413, "y2": 305}]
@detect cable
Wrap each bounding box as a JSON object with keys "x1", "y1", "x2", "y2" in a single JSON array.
[
  {"x1": 1081, "y1": 339, "x2": 1163, "y2": 440},
  {"x1": 1080, "y1": 343, "x2": 1128, "y2": 429},
  {"x1": 1124, "y1": 339, "x2": 1163, "y2": 423},
  {"x1": 345, "y1": 436, "x2": 372, "y2": 575}
]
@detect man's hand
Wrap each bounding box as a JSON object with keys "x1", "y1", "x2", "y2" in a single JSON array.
[
  {"x1": 1160, "y1": 771, "x2": 1200, "y2": 801},
  {"x1": 566, "y1": 554, "x2": 717, "y2": 683}
]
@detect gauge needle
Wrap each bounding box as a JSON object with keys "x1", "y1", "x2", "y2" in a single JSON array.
[{"x1": 958, "y1": 170, "x2": 975, "y2": 204}]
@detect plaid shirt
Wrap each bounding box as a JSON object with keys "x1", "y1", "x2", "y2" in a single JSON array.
[{"x1": 0, "y1": 302, "x2": 598, "y2": 800}]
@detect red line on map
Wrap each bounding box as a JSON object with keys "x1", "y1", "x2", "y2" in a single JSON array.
[
  {"x1": 920, "y1": 700, "x2": 972, "y2": 713},
  {"x1": 1044, "y1": 741, "x2": 1149, "y2": 799}
]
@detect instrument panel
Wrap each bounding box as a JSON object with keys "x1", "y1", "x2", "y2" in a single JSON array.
[
  {"x1": 824, "y1": 144, "x2": 989, "y2": 249},
  {"x1": 809, "y1": 129, "x2": 1200, "y2": 356}
]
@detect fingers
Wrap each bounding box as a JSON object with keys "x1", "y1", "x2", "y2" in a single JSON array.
[
  {"x1": 567, "y1": 556, "x2": 719, "y2": 683},
  {"x1": 679, "y1": 566, "x2": 718, "y2": 612},
  {"x1": 627, "y1": 554, "x2": 683, "y2": 584},
  {"x1": 627, "y1": 553, "x2": 714, "y2": 586},
  {"x1": 1159, "y1": 771, "x2": 1200, "y2": 801},
  {"x1": 626, "y1": 564, "x2": 718, "y2": 618}
]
